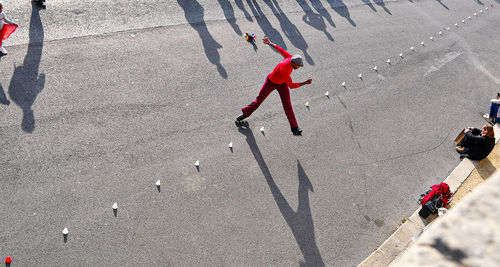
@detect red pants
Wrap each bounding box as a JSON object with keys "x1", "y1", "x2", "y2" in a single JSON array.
[{"x1": 242, "y1": 77, "x2": 298, "y2": 128}]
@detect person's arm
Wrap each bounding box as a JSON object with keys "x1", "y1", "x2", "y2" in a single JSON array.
[
  {"x1": 269, "y1": 43, "x2": 291, "y2": 58},
  {"x1": 263, "y1": 37, "x2": 291, "y2": 58},
  {"x1": 491, "y1": 99, "x2": 500, "y2": 105},
  {"x1": 287, "y1": 77, "x2": 312, "y2": 89},
  {"x1": 465, "y1": 129, "x2": 484, "y2": 142}
]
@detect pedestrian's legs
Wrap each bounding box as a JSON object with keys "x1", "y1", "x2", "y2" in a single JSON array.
[
  {"x1": 276, "y1": 84, "x2": 298, "y2": 128},
  {"x1": 490, "y1": 103, "x2": 499, "y2": 122},
  {"x1": 242, "y1": 77, "x2": 276, "y2": 117}
]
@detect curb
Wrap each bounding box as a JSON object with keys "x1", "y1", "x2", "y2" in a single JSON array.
[{"x1": 358, "y1": 124, "x2": 500, "y2": 267}]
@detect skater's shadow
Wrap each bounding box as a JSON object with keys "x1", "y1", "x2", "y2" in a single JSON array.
[
  {"x1": 8, "y1": 3, "x2": 45, "y2": 133},
  {"x1": 327, "y1": 0, "x2": 357, "y2": 26},
  {"x1": 373, "y1": 0, "x2": 392, "y2": 14},
  {"x1": 245, "y1": 0, "x2": 287, "y2": 50},
  {"x1": 178, "y1": 0, "x2": 228, "y2": 79},
  {"x1": 235, "y1": 0, "x2": 254, "y2": 22},
  {"x1": 218, "y1": 0, "x2": 242, "y2": 35},
  {"x1": 0, "y1": 81, "x2": 10, "y2": 105},
  {"x1": 264, "y1": 0, "x2": 315, "y2": 65},
  {"x1": 296, "y1": 0, "x2": 335, "y2": 41},
  {"x1": 237, "y1": 125, "x2": 325, "y2": 266},
  {"x1": 435, "y1": 0, "x2": 449, "y2": 9}
]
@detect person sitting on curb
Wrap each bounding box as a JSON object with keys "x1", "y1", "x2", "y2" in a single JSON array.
[
  {"x1": 482, "y1": 92, "x2": 500, "y2": 124},
  {"x1": 456, "y1": 124, "x2": 495, "y2": 160}
]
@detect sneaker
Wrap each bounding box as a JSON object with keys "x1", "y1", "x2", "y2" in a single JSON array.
[
  {"x1": 483, "y1": 114, "x2": 493, "y2": 121},
  {"x1": 235, "y1": 114, "x2": 246, "y2": 124},
  {"x1": 456, "y1": 146, "x2": 465, "y2": 153},
  {"x1": 0, "y1": 46, "x2": 7, "y2": 55},
  {"x1": 291, "y1": 127, "x2": 303, "y2": 136}
]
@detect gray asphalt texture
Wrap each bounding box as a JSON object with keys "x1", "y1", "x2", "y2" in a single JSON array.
[{"x1": 1, "y1": 0, "x2": 499, "y2": 266}]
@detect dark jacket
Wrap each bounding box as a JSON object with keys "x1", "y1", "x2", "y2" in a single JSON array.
[{"x1": 461, "y1": 128, "x2": 495, "y2": 160}]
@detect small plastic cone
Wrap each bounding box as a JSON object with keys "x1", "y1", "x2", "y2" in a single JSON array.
[
  {"x1": 429, "y1": 36, "x2": 433, "y2": 40},
  {"x1": 156, "y1": 179, "x2": 161, "y2": 186},
  {"x1": 421, "y1": 41, "x2": 424, "y2": 46},
  {"x1": 438, "y1": 31, "x2": 442, "y2": 35},
  {"x1": 474, "y1": 13, "x2": 477, "y2": 16},
  {"x1": 480, "y1": 10, "x2": 483, "y2": 13},
  {"x1": 325, "y1": 91, "x2": 329, "y2": 96},
  {"x1": 386, "y1": 59, "x2": 391, "y2": 64},
  {"x1": 112, "y1": 203, "x2": 118, "y2": 210},
  {"x1": 341, "y1": 81, "x2": 346, "y2": 87},
  {"x1": 468, "y1": 16, "x2": 471, "y2": 19},
  {"x1": 228, "y1": 142, "x2": 233, "y2": 148},
  {"x1": 410, "y1": 46, "x2": 414, "y2": 51},
  {"x1": 455, "y1": 23, "x2": 458, "y2": 27},
  {"x1": 5, "y1": 256, "x2": 12, "y2": 264},
  {"x1": 446, "y1": 27, "x2": 450, "y2": 31},
  {"x1": 260, "y1": 127, "x2": 265, "y2": 132},
  {"x1": 358, "y1": 74, "x2": 362, "y2": 79},
  {"x1": 373, "y1": 66, "x2": 378, "y2": 71},
  {"x1": 305, "y1": 102, "x2": 310, "y2": 107},
  {"x1": 194, "y1": 160, "x2": 200, "y2": 167},
  {"x1": 62, "y1": 228, "x2": 68, "y2": 235},
  {"x1": 485, "y1": 7, "x2": 488, "y2": 10},
  {"x1": 491, "y1": 4, "x2": 493, "y2": 7},
  {"x1": 462, "y1": 20, "x2": 465, "y2": 23},
  {"x1": 399, "y1": 53, "x2": 403, "y2": 58}
]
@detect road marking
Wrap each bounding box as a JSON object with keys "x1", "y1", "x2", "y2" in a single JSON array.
[{"x1": 424, "y1": 51, "x2": 463, "y2": 76}]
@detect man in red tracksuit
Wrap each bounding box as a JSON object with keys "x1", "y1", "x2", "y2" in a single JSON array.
[{"x1": 236, "y1": 37, "x2": 312, "y2": 136}]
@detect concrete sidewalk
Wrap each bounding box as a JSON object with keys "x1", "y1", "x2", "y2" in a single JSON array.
[{"x1": 359, "y1": 124, "x2": 500, "y2": 267}]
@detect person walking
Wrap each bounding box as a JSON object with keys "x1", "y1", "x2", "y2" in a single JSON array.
[
  {"x1": 236, "y1": 37, "x2": 312, "y2": 136},
  {"x1": 0, "y1": 3, "x2": 18, "y2": 55}
]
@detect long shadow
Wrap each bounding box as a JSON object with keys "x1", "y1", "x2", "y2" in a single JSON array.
[
  {"x1": 327, "y1": 0, "x2": 357, "y2": 26},
  {"x1": 361, "y1": 0, "x2": 377, "y2": 12},
  {"x1": 238, "y1": 124, "x2": 325, "y2": 266},
  {"x1": 373, "y1": 0, "x2": 392, "y2": 14},
  {"x1": 435, "y1": 0, "x2": 449, "y2": 10},
  {"x1": 0, "y1": 80, "x2": 10, "y2": 105},
  {"x1": 296, "y1": 0, "x2": 335, "y2": 41},
  {"x1": 177, "y1": 0, "x2": 228, "y2": 79},
  {"x1": 235, "y1": 0, "x2": 254, "y2": 22},
  {"x1": 8, "y1": 3, "x2": 45, "y2": 133},
  {"x1": 245, "y1": 0, "x2": 287, "y2": 50},
  {"x1": 217, "y1": 0, "x2": 242, "y2": 35},
  {"x1": 264, "y1": 0, "x2": 315, "y2": 65}
]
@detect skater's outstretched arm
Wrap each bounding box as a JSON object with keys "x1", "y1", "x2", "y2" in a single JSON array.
[
  {"x1": 263, "y1": 37, "x2": 291, "y2": 58},
  {"x1": 287, "y1": 77, "x2": 313, "y2": 89}
]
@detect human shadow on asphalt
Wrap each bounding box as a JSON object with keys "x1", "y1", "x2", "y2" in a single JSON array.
[
  {"x1": 178, "y1": 0, "x2": 228, "y2": 79},
  {"x1": 245, "y1": 0, "x2": 287, "y2": 50},
  {"x1": 327, "y1": 0, "x2": 357, "y2": 26},
  {"x1": 217, "y1": 0, "x2": 243, "y2": 35},
  {"x1": 237, "y1": 125, "x2": 325, "y2": 266},
  {"x1": 264, "y1": 0, "x2": 315, "y2": 65},
  {"x1": 235, "y1": 0, "x2": 254, "y2": 22},
  {"x1": 8, "y1": 3, "x2": 45, "y2": 133},
  {"x1": 295, "y1": 0, "x2": 335, "y2": 41},
  {"x1": 373, "y1": 0, "x2": 392, "y2": 14},
  {"x1": 0, "y1": 81, "x2": 10, "y2": 105},
  {"x1": 435, "y1": 0, "x2": 449, "y2": 10}
]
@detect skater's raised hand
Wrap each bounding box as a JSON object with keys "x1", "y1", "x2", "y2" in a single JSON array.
[
  {"x1": 263, "y1": 37, "x2": 270, "y2": 45},
  {"x1": 303, "y1": 78, "x2": 312, "y2": 85}
]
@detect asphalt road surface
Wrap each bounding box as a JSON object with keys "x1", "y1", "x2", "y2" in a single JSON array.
[{"x1": 1, "y1": 0, "x2": 499, "y2": 266}]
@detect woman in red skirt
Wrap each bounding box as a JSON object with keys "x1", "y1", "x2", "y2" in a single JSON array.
[{"x1": 0, "y1": 3, "x2": 18, "y2": 55}]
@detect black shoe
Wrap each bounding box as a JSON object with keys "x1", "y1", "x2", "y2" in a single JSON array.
[
  {"x1": 291, "y1": 127, "x2": 302, "y2": 136},
  {"x1": 235, "y1": 114, "x2": 246, "y2": 124}
]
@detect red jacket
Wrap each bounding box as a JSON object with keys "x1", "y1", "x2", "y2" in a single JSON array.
[
  {"x1": 267, "y1": 45, "x2": 301, "y2": 89},
  {"x1": 421, "y1": 183, "x2": 451, "y2": 207}
]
